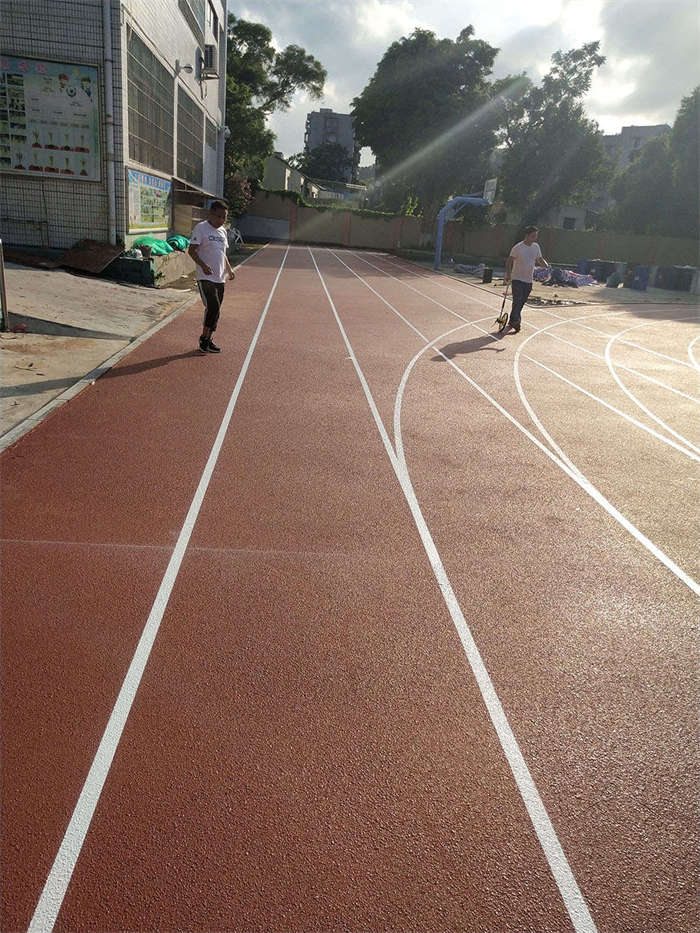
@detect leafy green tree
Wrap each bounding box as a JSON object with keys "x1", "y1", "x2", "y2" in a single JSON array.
[
  {"x1": 601, "y1": 88, "x2": 698, "y2": 238},
  {"x1": 224, "y1": 16, "x2": 326, "y2": 181},
  {"x1": 289, "y1": 142, "x2": 353, "y2": 183},
  {"x1": 668, "y1": 86, "x2": 699, "y2": 238},
  {"x1": 603, "y1": 137, "x2": 672, "y2": 235},
  {"x1": 224, "y1": 173, "x2": 254, "y2": 218},
  {"x1": 352, "y1": 26, "x2": 500, "y2": 215},
  {"x1": 498, "y1": 43, "x2": 608, "y2": 226}
]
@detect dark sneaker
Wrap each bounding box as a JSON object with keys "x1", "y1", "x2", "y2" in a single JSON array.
[
  {"x1": 206, "y1": 338, "x2": 222, "y2": 353},
  {"x1": 198, "y1": 336, "x2": 209, "y2": 353},
  {"x1": 510, "y1": 321, "x2": 521, "y2": 333}
]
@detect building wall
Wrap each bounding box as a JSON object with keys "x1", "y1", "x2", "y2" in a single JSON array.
[
  {"x1": 121, "y1": 0, "x2": 226, "y2": 193},
  {"x1": 604, "y1": 124, "x2": 671, "y2": 172},
  {"x1": 262, "y1": 154, "x2": 304, "y2": 194},
  {"x1": 304, "y1": 107, "x2": 359, "y2": 182},
  {"x1": 0, "y1": 0, "x2": 125, "y2": 247},
  {"x1": 0, "y1": 0, "x2": 226, "y2": 249},
  {"x1": 239, "y1": 191, "x2": 697, "y2": 266}
]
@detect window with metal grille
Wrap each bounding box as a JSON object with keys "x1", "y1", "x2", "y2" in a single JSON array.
[
  {"x1": 127, "y1": 30, "x2": 174, "y2": 174},
  {"x1": 205, "y1": 118, "x2": 217, "y2": 150},
  {"x1": 177, "y1": 86, "x2": 203, "y2": 186},
  {"x1": 179, "y1": 0, "x2": 205, "y2": 45}
]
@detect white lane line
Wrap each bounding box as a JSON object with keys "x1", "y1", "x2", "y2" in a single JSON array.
[
  {"x1": 28, "y1": 246, "x2": 291, "y2": 933},
  {"x1": 517, "y1": 325, "x2": 700, "y2": 406},
  {"x1": 344, "y1": 251, "x2": 700, "y2": 464},
  {"x1": 327, "y1": 248, "x2": 700, "y2": 598},
  {"x1": 604, "y1": 318, "x2": 700, "y2": 455},
  {"x1": 309, "y1": 247, "x2": 598, "y2": 933},
  {"x1": 372, "y1": 252, "x2": 699, "y2": 370},
  {"x1": 519, "y1": 350, "x2": 700, "y2": 462},
  {"x1": 360, "y1": 253, "x2": 700, "y2": 406},
  {"x1": 689, "y1": 335, "x2": 700, "y2": 373}
]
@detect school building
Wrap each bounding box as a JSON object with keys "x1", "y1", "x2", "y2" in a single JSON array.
[{"x1": 0, "y1": 0, "x2": 228, "y2": 249}]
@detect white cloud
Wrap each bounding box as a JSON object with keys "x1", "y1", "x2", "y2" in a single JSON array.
[
  {"x1": 353, "y1": 0, "x2": 423, "y2": 42},
  {"x1": 229, "y1": 0, "x2": 699, "y2": 158}
]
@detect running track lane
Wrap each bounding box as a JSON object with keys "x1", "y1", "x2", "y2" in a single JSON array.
[
  {"x1": 5, "y1": 244, "x2": 572, "y2": 932},
  {"x1": 1, "y1": 245, "x2": 697, "y2": 932},
  {"x1": 312, "y1": 247, "x2": 698, "y2": 932}
]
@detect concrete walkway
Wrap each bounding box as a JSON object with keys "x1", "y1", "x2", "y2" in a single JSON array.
[
  {"x1": 0, "y1": 262, "x2": 201, "y2": 449},
  {"x1": 0, "y1": 246, "x2": 263, "y2": 450}
]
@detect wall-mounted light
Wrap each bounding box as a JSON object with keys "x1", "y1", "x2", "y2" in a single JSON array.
[{"x1": 175, "y1": 59, "x2": 193, "y2": 75}]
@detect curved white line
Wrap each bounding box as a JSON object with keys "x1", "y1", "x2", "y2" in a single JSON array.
[
  {"x1": 512, "y1": 324, "x2": 699, "y2": 596},
  {"x1": 605, "y1": 318, "x2": 700, "y2": 455},
  {"x1": 366, "y1": 254, "x2": 700, "y2": 404},
  {"x1": 344, "y1": 251, "x2": 700, "y2": 464},
  {"x1": 309, "y1": 249, "x2": 598, "y2": 933},
  {"x1": 333, "y1": 248, "x2": 700, "y2": 597},
  {"x1": 369, "y1": 252, "x2": 698, "y2": 370},
  {"x1": 688, "y1": 334, "x2": 700, "y2": 373}
]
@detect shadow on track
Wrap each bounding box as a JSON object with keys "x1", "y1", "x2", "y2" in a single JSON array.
[
  {"x1": 101, "y1": 350, "x2": 203, "y2": 379},
  {"x1": 432, "y1": 333, "x2": 506, "y2": 360}
]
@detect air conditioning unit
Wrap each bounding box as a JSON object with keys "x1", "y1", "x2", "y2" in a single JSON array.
[{"x1": 201, "y1": 44, "x2": 218, "y2": 78}]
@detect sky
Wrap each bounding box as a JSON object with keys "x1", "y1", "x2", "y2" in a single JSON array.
[{"x1": 232, "y1": 0, "x2": 699, "y2": 165}]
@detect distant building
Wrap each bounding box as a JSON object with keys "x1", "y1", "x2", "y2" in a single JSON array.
[
  {"x1": 603, "y1": 124, "x2": 671, "y2": 172},
  {"x1": 491, "y1": 124, "x2": 672, "y2": 231},
  {"x1": 0, "y1": 0, "x2": 228, "y2": 249},
  {"x1": 262, "y1": 152, "x2": 322, "y2": 200},
  {"x1": 303, "y1": 108, "x2": 360, "y2": 183}
]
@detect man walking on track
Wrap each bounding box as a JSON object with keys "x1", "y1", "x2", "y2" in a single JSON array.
[
  {"x1": 503, "y1": 225, "x2": 550, "y2": 334},
  {"x1": 188, "y1": 200, "x2": 235, "y2": 353}
]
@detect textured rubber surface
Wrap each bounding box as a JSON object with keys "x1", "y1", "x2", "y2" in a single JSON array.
[{"x1": 2, "y1": 245, "x2": 698, "y2": 933}]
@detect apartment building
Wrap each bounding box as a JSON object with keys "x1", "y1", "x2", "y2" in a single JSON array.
[
  {"x1": 603, "y1": 123, "x2": 671, "y2": 172},
  {"x1": 303, "y1": 107, "x2": 359, "y2": 183},
  {"x1": 0, "y1": 0, "x2": 227, "y2": 249}
]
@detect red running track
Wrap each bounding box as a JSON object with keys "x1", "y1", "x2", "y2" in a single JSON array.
[{"x1": 2, "y1": 244, "x2": 698, "y2": 932}]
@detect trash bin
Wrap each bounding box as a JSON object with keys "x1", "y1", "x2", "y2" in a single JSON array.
[
  {"x1": 629, "y1": 266, "x2": 650, "y2": 290},
  {"x1": 674, "y1": 266, "x2": 694, "y2": 291},
  {"x1": 590, "y1": 260, "x2": 605, "y2": 281},
  {"x1": 655, "y1": 266, "x2": 676, "y2": 289},
  {"x1": 577, "y1": 259, "x2": 592, "y2": 275},
  {"x1": 482, "y1": 267, "x2": 493, "y2": 284}
]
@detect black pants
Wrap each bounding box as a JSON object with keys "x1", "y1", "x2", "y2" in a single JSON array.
[
  {"x1": 198, "y1": 280, "x2": 225, "y2": 331},
  {"x1": 510, "y1": 279, "x2": 532, "y2": 325}
]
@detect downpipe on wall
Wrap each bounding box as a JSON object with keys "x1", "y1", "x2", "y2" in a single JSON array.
[{"x1": 103, "y1": 0, "x2": 117, "y2": 244}]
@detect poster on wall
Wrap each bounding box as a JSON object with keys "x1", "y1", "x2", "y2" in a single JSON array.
[
  {"x1": 0, "y1": 56, "x2": 101, "y2": 180},
  {"x1": 127, "y1": 169, "x2": 172, "y2": 231}
]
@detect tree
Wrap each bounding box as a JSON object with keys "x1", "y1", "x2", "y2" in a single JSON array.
[
  {"x1": 351, "y1": 27, "x2": 500, "y2": 215},
  {"x1": 498, "y1": 43, "x2": 608, "y2": 227},
  {"x1": 601, "y1": 87, "x2": 698, "y2": 239},
  {"x1": 289, "y1": 142, "x2": 353, "y2": 183},
  {"x1": 224, "y1": 173, "x2": 254, "y2": 218},
  {"x1": 604, "y1": 137, "x2": 673, "y2": 235},
  {"x1": 224, "y1": 16, "x2": 326, "y2": 181},
  {"x1": 668, "y1": 87, "x2": 699, "y2": 238}
]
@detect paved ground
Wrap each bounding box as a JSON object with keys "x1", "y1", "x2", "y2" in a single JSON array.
[
  {"x1": 2, "y1": 244, "x2": 698, "y2": 933},
  {"x1": 426, "y1": 261, "x2": 700, "y2": 309},
  {"x1": 0, "y1": 247, "x2": 259, "y2": 447}
]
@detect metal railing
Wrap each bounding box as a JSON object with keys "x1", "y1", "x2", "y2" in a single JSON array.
[{"x1": 0, "y1": 238, "x2": 9, "y2": 332}]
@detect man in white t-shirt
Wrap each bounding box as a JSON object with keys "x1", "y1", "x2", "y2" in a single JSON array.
[
  {"x1": 188, "y1": 200, "x2": 235, "y2": 353},
  {"x1": 502, "y1": 225, "x2": 549, "y2": 333}
]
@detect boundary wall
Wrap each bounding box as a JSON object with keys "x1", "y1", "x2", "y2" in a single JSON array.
[{"x1": 240, "y1": 191, "x2": 699, "y2": 268}]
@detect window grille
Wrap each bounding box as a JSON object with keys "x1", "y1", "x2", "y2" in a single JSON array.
[
  {"x1": 205, "y1": 118, "x2": 217, "y2": 150},
  {"x1": 177, "y1": 86, "x2": 203, "y2": 186},
  {"x1": 127, "y1": 30, "x2": 174, "y2": 174},
  {"x1": 179, "y1": 0, "x2": 205, "y2": 45}
]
